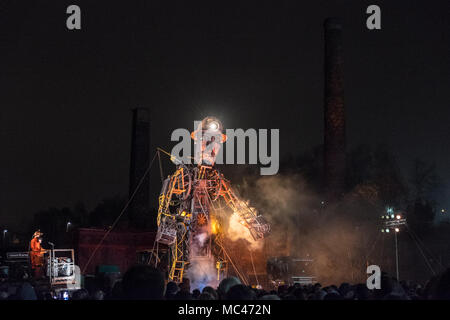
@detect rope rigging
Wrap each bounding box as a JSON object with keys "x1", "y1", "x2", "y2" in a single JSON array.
[
  {"x1": 82, "y1": 150, "x2": 160, "y2": 274},
  {"x1": 405, "y1": 224, "x2": 438, "y2": 276}
]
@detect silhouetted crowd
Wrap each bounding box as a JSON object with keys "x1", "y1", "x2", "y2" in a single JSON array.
[{"x1": 1, "y1": 264, "x2": 450, "y2": 300}]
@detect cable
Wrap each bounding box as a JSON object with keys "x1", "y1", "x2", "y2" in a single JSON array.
[
  {"x1": 205, "y1": 182, "x2": 252, "y2": 285},
  {"x1": 157, "y1": 150, "x2": 164, "y2": 183},
  {"x1": 249, "y1": 250, "x2": 259, "y2": 287},
  {"x1": 407, "y1": 225, "x2": 445, "y2": 271},
  {"x1": 405, "y1": 226, "x2": 432, "y2": 267},
  {"x1": 81, "y1": 151, "x2": 158, "y2": 274},
  {"x1": 154, "y1": 242, "x2": 159, "y2": 268},
  {"x1": 217, "y1": 236, "x2": 248, "y2": 285},
  {"x1": 405, "y1": 225, "x2": 436, "y2": 276},
  {"x1": 157, "y1": 146, "x2": 195, "y2": 163},
  {"x1": 221, "y1": 244, "x2": 249, "y2": 285},
  {"x1": 147, "y1": 236, "x2": 158, "y2": 267}
]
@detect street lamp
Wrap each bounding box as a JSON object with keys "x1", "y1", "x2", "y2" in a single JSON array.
[
  {"x1": 381, "y1": 209, "x2": 406, "y2": 281},
  {"x1": 66, "y1": 222, "x2": 71, "y2": 232}
]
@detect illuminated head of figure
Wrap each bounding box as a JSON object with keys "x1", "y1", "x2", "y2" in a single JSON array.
[
  {"x1": 191, "y1": 116, "x2": 227, "y2": 166},
  {"x1": 33, "y1": 230, "x2": 43, "y2": 238}
]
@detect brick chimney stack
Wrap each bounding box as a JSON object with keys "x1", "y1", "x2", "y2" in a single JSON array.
[
  {"x1": 129, "y1": 108, "x2": 151, "y2": 229},
  {"x1": 324, "y1": 18, "x2": 346, "y2": 200}
]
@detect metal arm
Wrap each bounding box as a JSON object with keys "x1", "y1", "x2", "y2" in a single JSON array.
[{"x1": 219, "y1": 179, "x2": 270, "y2": 241}]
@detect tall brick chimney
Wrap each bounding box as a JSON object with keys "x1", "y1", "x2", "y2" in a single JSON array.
[
  {"x1": 129, "y1": 108, "x2": 150, "y2": 229},
  {"x1": 324, "y1": 18, "x2": 346, "y2": 200}
]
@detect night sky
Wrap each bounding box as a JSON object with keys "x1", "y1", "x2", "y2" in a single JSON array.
[{"x1": 0, "y1": 0, "x2": 448, "y2": 228}]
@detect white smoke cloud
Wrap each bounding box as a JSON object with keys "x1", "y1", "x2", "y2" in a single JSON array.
[
  {"x1": 195, "y1": 232, "x2": 208, "y2": 247},
  {"x1": 185, "y1": 257, "x2": 219, "y2": 291},
  {"x1": 236, "y1": 173, "x2": 384, "y2": 285},
  {"x1": 226, "y1": 212, "x2": 263, "y2": 251}
]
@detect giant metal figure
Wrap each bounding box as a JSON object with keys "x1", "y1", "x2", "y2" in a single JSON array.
[{"x1": 155, "y1": 117, "x2": 270, "y2": 283}]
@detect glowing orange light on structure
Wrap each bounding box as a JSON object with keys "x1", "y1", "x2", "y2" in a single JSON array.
[
  {"x1": 197, "y1": 213, "x2": 207, "y2": 226},
  {"x1": 211, "y1": 218, "x2": 220, "y2": 234}
]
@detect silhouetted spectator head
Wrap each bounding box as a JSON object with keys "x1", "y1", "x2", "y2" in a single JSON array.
[
  {"x1": 277, "y1": 284, "x2": 288, "y2": 296},
  {"x1": 380, "y1": 273, "x2": 393, "y2": 295},
  {"x1": 434, "y1": 268, "x2": 450, "y2": 299},
  {"x1": 179, "y1": 278, "x2": 191, "y2": 293},
  {"x1": 329, "y1": 285, "x2": 339, "y2": 291},
  {"x1": 198, "y1": 292, "x2": 214, "y2": 300},
  {"x1": 110, "y1": 280, "x2": 123, "y2": 300},
  {"x1": 0, "y1": 291, "x2": 9, "y2": 300},
  {"x1": 92, "y1": 289, "x2": 105, "y2": 300},
  {"x1": 202, "y1": 286, "x2": 218, "y2": 300},
  {"x1": 72, "y1": 288, "x2": 89, "y2": 300},
  {"x1": 256, "y1": 290, "x2": 268, "y2": 298},
  {"x1": 339, "y1": 283, "x2": 351, "y2": 296},
  {"x1": 383, "y1": 293, "x2": 406, "y2": 300},
  {"x1": 354, "y1": 283, "x2": 370, "y2": 300},
  {"x1": 166, "y1": 281, "x2": 179, "y2": 294},
  {"x1": 174, "y1": 290, "x2": 193, "y2": 300},
  {"x1": 260, "y1": 294, "x2": 281, "y2": 300},
  {"x1": 225, "y1": 284, "x2": 256, "y2": 300},
  {"x1": 218, "y1": 277, "x2": 241, "y2": 298},
  {"x1": 43, "y1": 292, "x2": 54, "y2": 300},
  {"x1": 313, "y1": 289, "x2": 327, "y2": 300},
  {"x1": 423, "y1": 275, "x2": 439, "y2": 300},
  {"x1": 293, "y1": 287, "x2": 306, "y2": 300},
  {"x1": 324, "y1": 292, "x2": 343, "y2": 300},
  {"x1": 16, "y1": 282, "x2": 37, "y2": 300},
  {"x1": 390, "y1": 280, "x2": 408, "y2": 299},
  {"x1": 165, "y1": 281, "x2": 179, "y2": 299},
  {"x1": 192, "y1": 289, "x2": 201, "y2": 299},
  {"x1": 122, "y1": 265, "x2": 165, "y2": 300}
]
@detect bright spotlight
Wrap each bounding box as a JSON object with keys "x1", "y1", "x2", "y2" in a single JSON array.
[
  {"x1": 395, "y1": 228, "x2": 400, "y2": 232},
  {"x1": 390, "y1": 214, "x2": 394, "y2": 219},
  {"x1": 208, "y1": 121, "x2": 219, "y2": 131},
  {"x1": 385, "y1": 228, "x2": 390, "y2": 233},
  {"x1": 396, "y1": 215, "x2": 401, "y2": 220}
]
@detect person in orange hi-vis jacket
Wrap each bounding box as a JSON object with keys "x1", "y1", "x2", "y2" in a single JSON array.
[{"x1": 30, "y1": 230, "x2": 46, "y2": 279}]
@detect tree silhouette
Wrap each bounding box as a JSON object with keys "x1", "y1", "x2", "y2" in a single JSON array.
[
  {"x1": 410, "y1": 159, "x2": 440, "y2": 201},
  {"x1": 88, "y1": 195, "x2": 127, "y2": 228}
]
